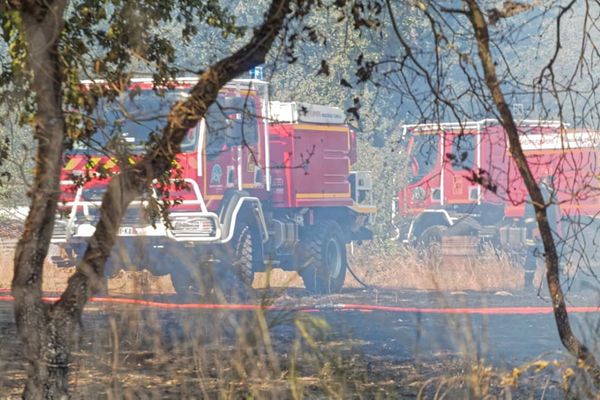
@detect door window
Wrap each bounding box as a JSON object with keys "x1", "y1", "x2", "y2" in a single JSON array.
[
  {"x1": 409, "y1": 134, "x2": 440, "y2": 184},
  {"x1": 205, "y1": 97, "x2": 259, "y2": 159},
  {"x1": 223, "y1": 97, "x2": 259, "y2": 146},
  {"x1": 450, "y1": 134, "x2": 476, "y2": 170}
]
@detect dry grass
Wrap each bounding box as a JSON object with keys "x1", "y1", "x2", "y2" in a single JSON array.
[
  {"x1": 253, "y1": 240, "x2": 528, "y2": 292},
  {"x1": 253, "y1": 269, "x2": 304, "y2": 289},
  {"x1": 347, "y1": 242, "x2": 525, "y2": 292},
  {"x1": 0, "y1": 301, "x2": 580, "y2": 399},
  {"x1": 0, "y1": 251, "x2": 175, "y2": 295}
]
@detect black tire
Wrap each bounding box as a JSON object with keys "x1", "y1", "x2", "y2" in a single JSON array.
[
  {"x1": 417, "y1": 224, "x2": 447, "y2": 246},
  {"x1": 166, "y1": 244, "x2": 204, "y2": 297},
  {"x1": 230, "y1": 224, "x2": 255, "y2": 289},
  {"x1": 170, "y1": 260, "x2": 209, "y2": 298},
  {"x1": 170, "y1": 269, "x2": 194, "y2": 295},
  {"x1": 169, "y1": 224, "x2": 256, "y2": 300},
  {"x1": 297, "y1": 220, "x2": 347, "y2": 294},
  {"x1": 415, "y1": 225, "x2": 449, "y2": 263},
  {"x1": 215, "y1": 223, "x2": 256, "y2": 301}
]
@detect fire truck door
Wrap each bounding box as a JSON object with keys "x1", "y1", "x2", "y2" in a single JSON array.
[
  {"x1": 443, "y1": 131, "x2": 479, "y2": 205},
  {"x1": 231, "y1": 97, "x2": 262, "y2": 190},
  {"x1": 403, "y1": 132, "x2": 442, "y2": 208}
]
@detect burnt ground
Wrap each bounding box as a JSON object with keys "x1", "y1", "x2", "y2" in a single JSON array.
[
  {"x1": 0, "y1": 237, "x2": 598, "y2": 398},
  {"x1": 1, "y1": 286, "x2": 600, "y2": 398}
]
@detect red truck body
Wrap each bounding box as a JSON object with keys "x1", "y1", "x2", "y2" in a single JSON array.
[
  {"x1": 52, "y1": 77, "x2": 375, "y2": 295},
  {"x1": 268, "y1": 122, "x2": 356, "y2": 208},
  {"x1": 398, "y1": 120, "x2": 600, "y2": 251}
]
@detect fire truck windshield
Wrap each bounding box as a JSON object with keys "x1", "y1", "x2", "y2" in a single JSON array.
[
  {"x1": 71, "y1": 89, "x2": 196, "y2": 154},
  {"x1": 205, "y1": 97, "x2": 259, "y2": 160},
  {"x1": 409, "y1": 134, "x2": 439, "y2": 183}
]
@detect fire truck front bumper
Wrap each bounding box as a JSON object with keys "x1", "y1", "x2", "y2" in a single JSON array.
[
  {"x1": 53, "y1": 178, "x2": 229, "y2": 245},
  {"x1": 51, "y1": 212, "x2": 224, "y2": 244}
]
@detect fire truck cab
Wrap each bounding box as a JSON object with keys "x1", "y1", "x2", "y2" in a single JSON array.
[{"x1": 51, "y1": 77, "x2": 375, "y2": 296}]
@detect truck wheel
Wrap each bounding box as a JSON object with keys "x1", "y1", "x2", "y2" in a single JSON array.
[
  {"x1": 171, "y1": 262, "x2": 223, "y2": 299},
  {"x1": 216, "y1": 223, "x2": 255, "y2": 300},
  {"x1": 415, "y1": 225, "x2": 448, "y2": 262},
  {"x1": 170, "y1": 270, "x2": 194, "y2": 295},
  {"x1": 231, "y1": 224, "x2": 255, "y2": 289},
  {"x1": 170, "y1": 264, "x2": 206, "y2": 297},
  {"x1": 418, "y1": 225, "x2": 447, "y2": 246},
  {"x1": 298, "y1": 220, "x2": 347, "y2": 294}
]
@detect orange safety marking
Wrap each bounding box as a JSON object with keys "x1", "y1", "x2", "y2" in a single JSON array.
[
  {"x1": 64, "y1": 158, "x2": 80, "y2": 171},
  {"x1": 348, "y1": 205, "x2": 377, "y2": 214},
  {"x1": 294, "y1": 124, "x2": 348, "y2": 133},
  {"x1": 102, "y1": 159, "x2": 116, "y2": 169},
  {"x1": 86, "y1": 157, "x2": 101, "y2": 168}
]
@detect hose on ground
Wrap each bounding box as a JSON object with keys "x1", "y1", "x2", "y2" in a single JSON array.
[
  {"x1": 346, "y1": 262, "x2": 371, "y2": 289},
  {"x1": 1, "y1": 294, "x2": 598, "y2": 315}
]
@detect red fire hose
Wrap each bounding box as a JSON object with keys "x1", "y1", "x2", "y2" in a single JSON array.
[{"x1": 0, "y1": 289, "x2": 598, "y2": 315}]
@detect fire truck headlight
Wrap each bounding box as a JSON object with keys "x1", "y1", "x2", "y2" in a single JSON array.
[
  {"x1": 412, "y1": 187, "x2": 426, "y2": 201},
  {"x1": 76, "y1": 224, "x2": 96, "y2": 237}
]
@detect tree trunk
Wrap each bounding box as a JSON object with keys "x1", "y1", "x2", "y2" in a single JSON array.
[
  {"x1": 10, "y1": 1, "x2": 70, "y2": 398},
  {"x1": 464, "y1": 0, "x2": 600, "y2": 384}
]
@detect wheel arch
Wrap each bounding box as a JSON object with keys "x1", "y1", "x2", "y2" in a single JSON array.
[
  {"x1": 219, "y1": 190, "x2": 268, "y2": 244},
  {"x1": 219, "y1": 190, "x2": 268, "y2": 271},
  {"x1": 409, "y1": 210, "x2": 453, "y2": 241}
]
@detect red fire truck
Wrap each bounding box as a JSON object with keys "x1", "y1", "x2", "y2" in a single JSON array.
[
  {"x1": 398, "y1": 120, "x2": 600, "y2": 277},
  {"x1": 51, "y1": 78, "x2": 375, "y2": 295}
]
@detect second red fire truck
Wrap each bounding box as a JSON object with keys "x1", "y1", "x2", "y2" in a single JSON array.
[{"x1": 398, "y1": 119, "x2": 600, "y2": 280}]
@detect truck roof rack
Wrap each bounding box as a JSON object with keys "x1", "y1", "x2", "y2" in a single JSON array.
[
  {"x1": 402, "y1": 119, "x2": 566, "y2": 132},
  {"x1": 80, "y1": 77, "x2": 269, "y2": 89},
  {"x1": 269, "y1": 101, "x2": 345, "y2": 124}
]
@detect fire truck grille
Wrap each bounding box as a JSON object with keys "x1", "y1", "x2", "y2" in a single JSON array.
[
  {"x1": 122, "y1": 208, "x2": 152, "y2": 225},
  {"x1": 64, "y1": 208, "x2": 144, "y2": 226},
  {"x1": 52, "y1": 220, "x2": 69, "y2": 240},
  {"x1": 171, "y1": 217, "x2": 217, "y2": 238}
]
